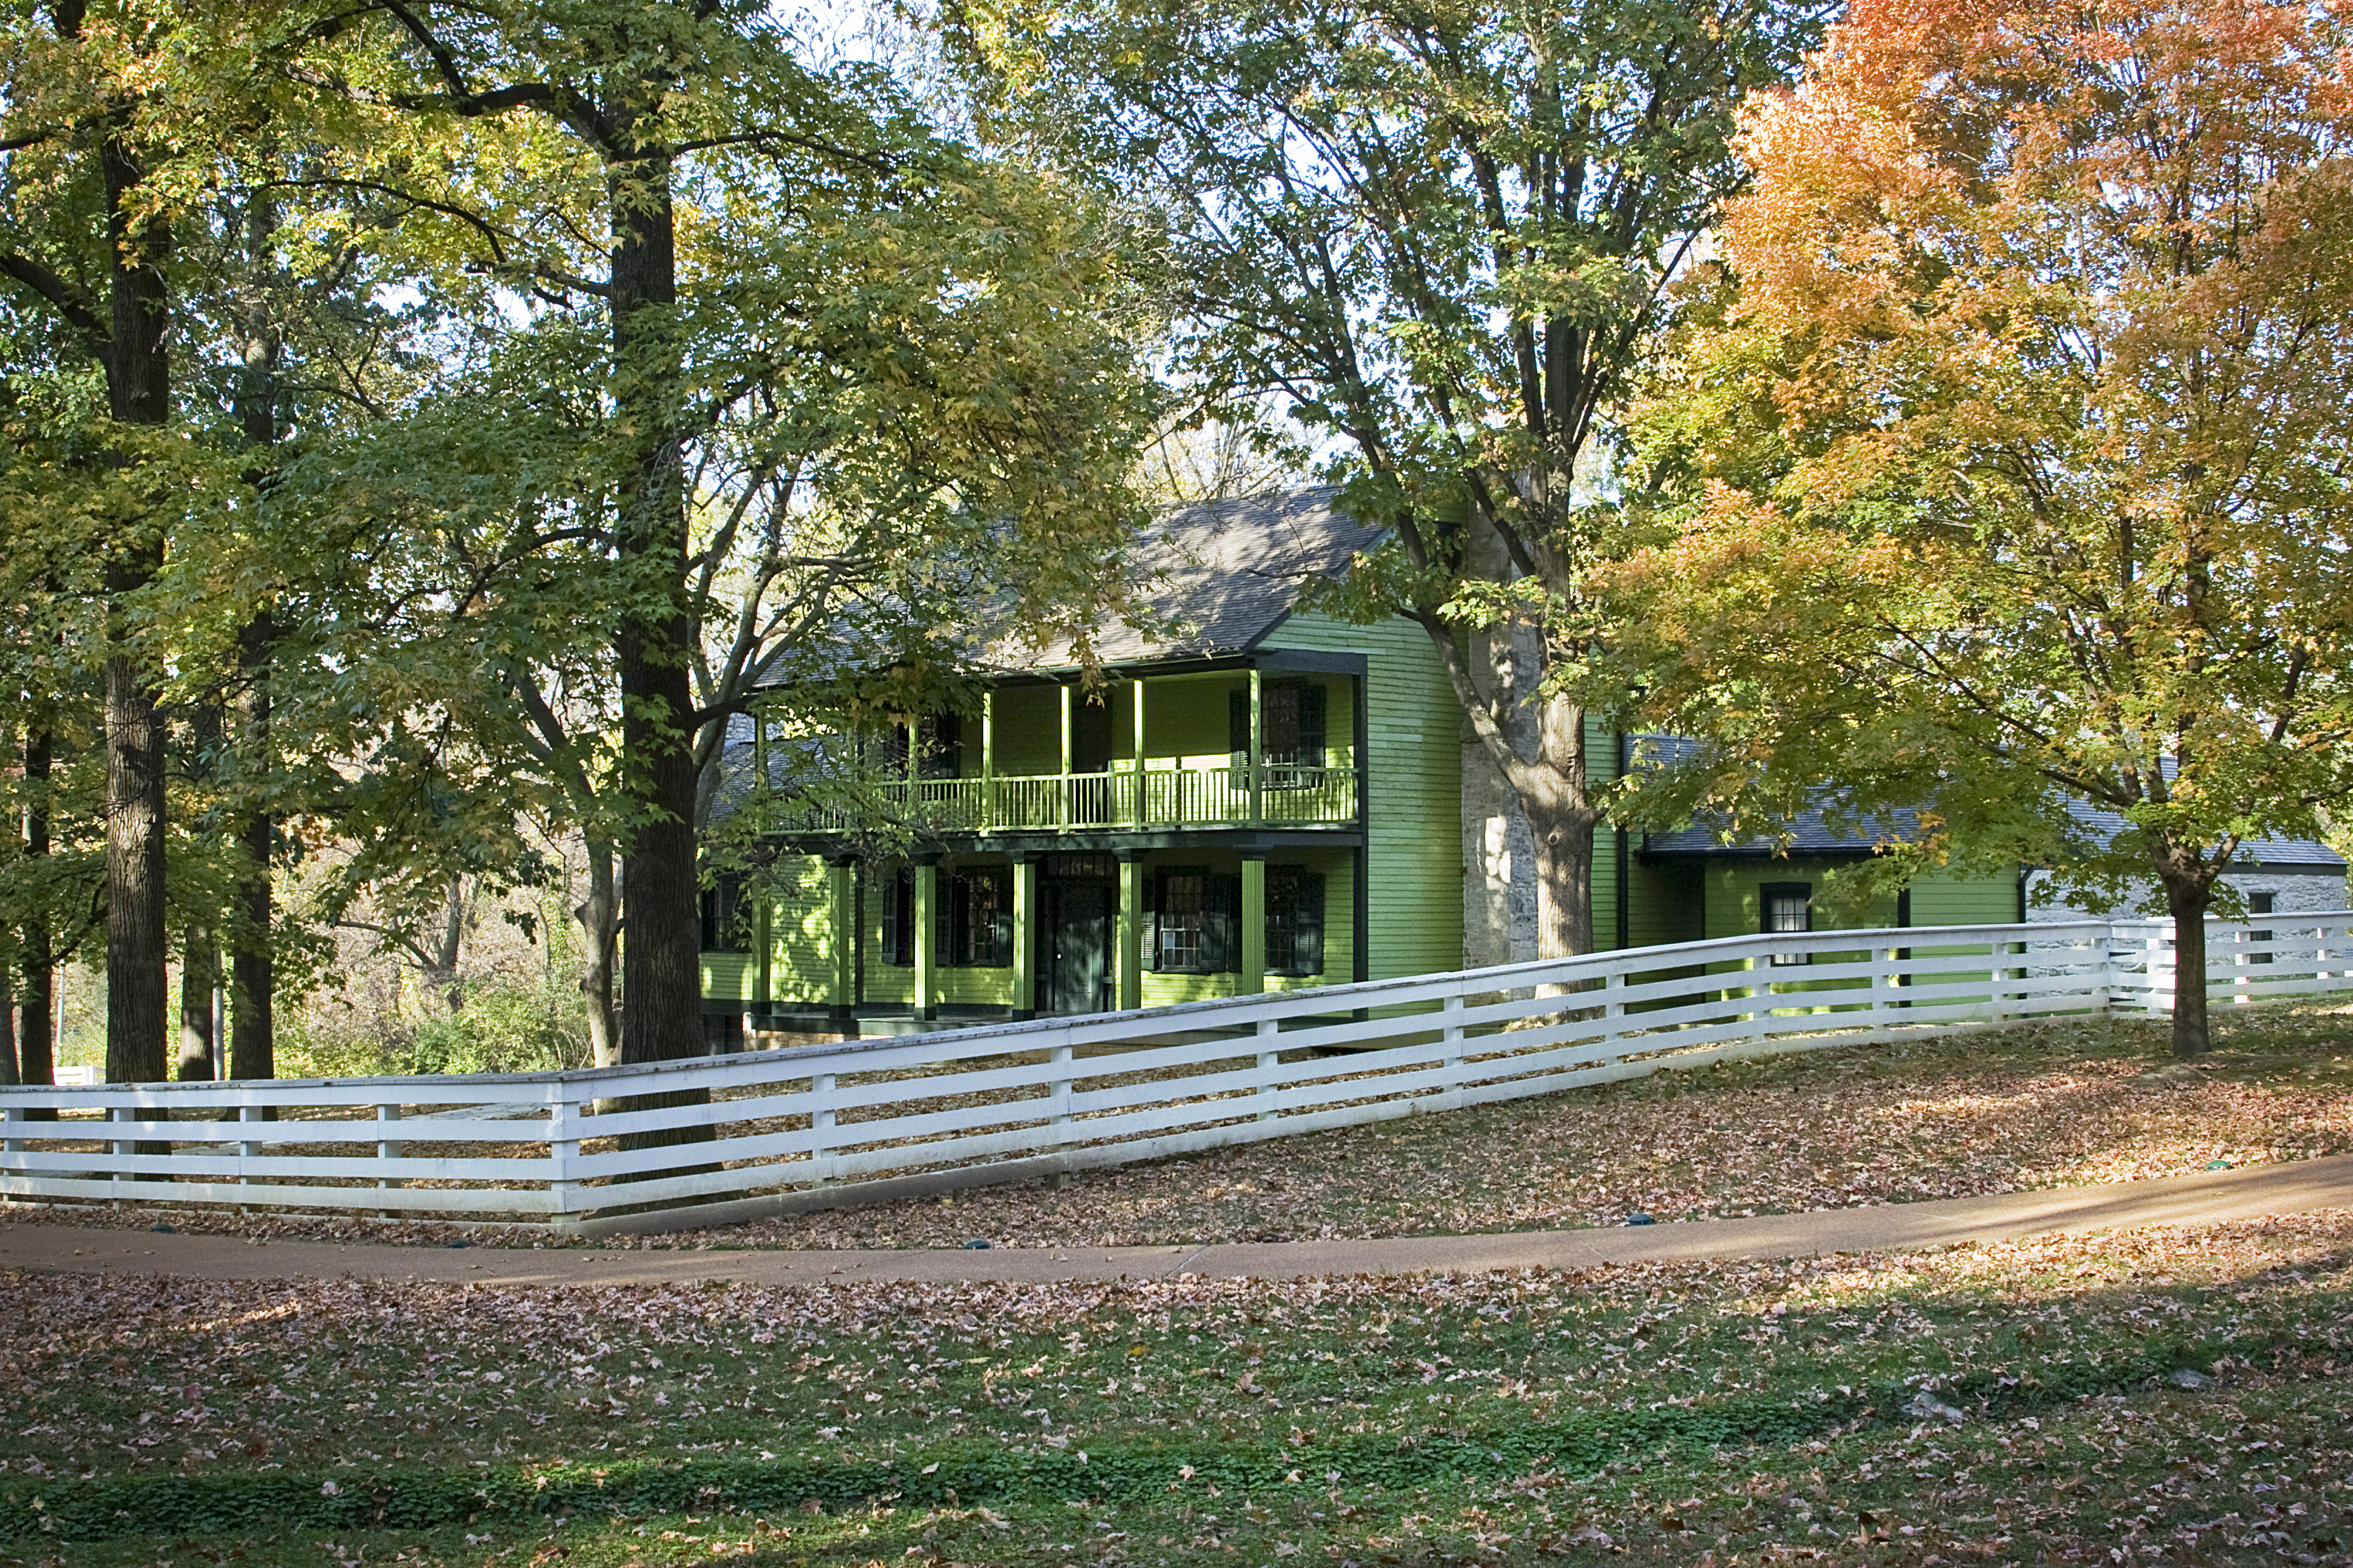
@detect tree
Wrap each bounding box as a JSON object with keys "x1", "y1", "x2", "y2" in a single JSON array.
[
  {"x1": 946, "y1": 0, "x2": 1823, "y2": 957},
  {"x1": 1607, "y1": 0, "x2": 2353, "y2": 1056}
]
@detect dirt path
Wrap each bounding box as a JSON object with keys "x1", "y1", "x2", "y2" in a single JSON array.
[{"x1": 3, "y1": 1153, "x2": 2345, "y2": 1288}]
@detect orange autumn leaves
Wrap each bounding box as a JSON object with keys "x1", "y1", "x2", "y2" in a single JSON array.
[{"x1": 1609, "y1": 0, "x2": 2353, "y2": 862}]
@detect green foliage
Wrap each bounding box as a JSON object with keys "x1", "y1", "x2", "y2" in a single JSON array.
[{"x1": 280, "y1": 974, "x2": 590, "y2": 1078}]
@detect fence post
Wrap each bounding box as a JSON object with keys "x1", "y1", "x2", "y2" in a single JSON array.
[
  {"x1": 1049, "y1": 1043, "x2": 1075, "y2": 1184},
  {"x1": 548, "y1": 1089, "x2": 582, "y2": 1230},
  {"x1": 1254, "y1": 1018, "x2": 1281, "y2": 1121},
  {"x1": 1440, "y1": 993, "x2": 1465, "y2": 1096},
  {"x1": 111, "y1": 1104, "x2": 132, "y2": 1195},
  {"x1": 809, "y1": 1071, "x2": 836, "y2": 1185},
  {"x1": 1602, "y1": 969, "x2": 1626, "y2": 1056},
  {"x1": 2, "y1": 1103, "x2": 19, "y2": 1155},
  {"x1": 376, "y1": 1102, "x2": 404, "y2": 1219},
  {"x1": 237, "y1": 1104, "x2": 262, "y2": 1213}
]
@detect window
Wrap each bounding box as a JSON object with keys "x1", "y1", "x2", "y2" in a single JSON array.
[
  {"x1": 2250, "y1": 890, "x2": 2275, "y2": 964},
  {"x1": 1153, "y1": 869, "x2": 1238, "y2": 973},
  {"x1": 700, "y1": 873, "x2": 754, "y2": 953},
  {"x1": 938, "y1": 867, "x2": 1012, "y2": 968},
  {"x1": 1761, "y1": 882, "x2": 1811, "y2": 966},
  {"x1": 1266, "y1": 867, "x2": 1326, "y2": 976},
  {"x1": 1229, "y1": 681, "x2": 1328, "y2": 785},
  {"x1": 879, "y1": 714, "x2": 962, "y2": 779},
  {"x1": 879, "y1": 868, "x2": 915, "y2": 966}
]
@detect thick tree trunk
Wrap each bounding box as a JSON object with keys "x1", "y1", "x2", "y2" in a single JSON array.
[
  {"x1": 2160, "y1": 863, "x2": 2215, "y2": 1059},
  {"x1": 177, "y1": 928, "x2": 216, "y2": 1080},
  {"x1": 98, "y1": 134, "x2": 172, "y2": 1089},
  {"x1": 103, "y1": 565, "x2": 169, "y2": 1087},
  {"x1": 608, "y1": 152, "x2": 705, "y2": 1072},
  {"x1": 578, "y1": 840, "x2": 620, "y2": 1068}
]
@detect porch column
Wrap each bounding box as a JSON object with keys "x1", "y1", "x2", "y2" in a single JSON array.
[
  {"x1": 826, "y1": 857, "x2": 856, "y2": 1022},
  {"x1": 980, "y1": 688, "x2": 996, "y2": 831},
  {"x1": 1130, "y1": 677, "x2": 1147, "y2": 826},
  {"x1": 1117, "y1": 851, "x2": 1144, "y2": 1012},
  {"x1": 1059, "y1": 683, "x2": 1075, "y2": 826},
  {"x1": 1239, "y1": 851, "x2": 1267, "y2": 994},
  {"x1": 1247, "y1": 667, "x2": 1264, "y2": 827},
  {"x1": 1010, "y1": 853, "x2": 1036, "y2": 1018},
  {"x1": 913, "y1": 859, "x2": 939, "y2": 1022}
]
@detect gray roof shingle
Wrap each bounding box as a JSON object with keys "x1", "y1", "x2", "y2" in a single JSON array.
[
  {"x1": 1635, "y1": 735, "x2": 2344, "y2": 870},
  {"x1": 996, "y1": 487, "x2": 1383, "y2": 670}
]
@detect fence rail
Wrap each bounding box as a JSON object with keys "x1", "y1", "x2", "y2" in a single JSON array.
[{"x1": 5, "y1": 914, "x2": 2348, "y2": 1235}]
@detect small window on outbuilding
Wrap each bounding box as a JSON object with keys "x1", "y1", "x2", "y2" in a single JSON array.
[
  {"x1": 1762, "y1": 881, "x2": 1811, "y2": 966},
  {"x1": 2249, "y1": 890, "x2": 2275, "y2": 963}
]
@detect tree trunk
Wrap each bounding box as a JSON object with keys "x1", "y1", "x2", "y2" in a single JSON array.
[
  {"x1": 98, "y1": 134, "x2": 172, "y2": 1089},
  {"x1": 0, "y1": 968, "x2": 16, "y2": 1087},
  {"x1": 230, "y1": 612, "x2": 275, "y2": 1082},
  {"x1": 608, "y1": 150, "x2": 705, "y2": 1072},
  {"x1": 229, "y1": 186, "x2": 280, "y2": 1082},
  {"x1": 177, "y1": 927, "x2": 217, "y2": 1080},
  {"x1": 2159, "y1": 860, "x2": 2215, "y2": 1059},
  {"x1": 578, "y1": 839, "x2": 619, "y2": 1067},
  {"x1": 17, "y1": 720, "x2": 55, "y2": 1100}
]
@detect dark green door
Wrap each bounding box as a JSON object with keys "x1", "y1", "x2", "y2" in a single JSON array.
[{"x1": 1041, "y1": 878, "x2": 1112, "y2": 1014}]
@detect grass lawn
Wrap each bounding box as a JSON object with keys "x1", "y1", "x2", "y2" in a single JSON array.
[
  {"x1": 4, "y1": 1207, "x2": 2351, "y2": 1566},
  {"x1": 25, "y1": 1002, "x2": 2348, "y2": 1254}
]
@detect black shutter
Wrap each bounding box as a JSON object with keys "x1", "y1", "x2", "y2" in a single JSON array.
[
  {"x1": 1229, "y1": 689, "x2": 1249, "y2": 756},
  {"x1": 1296, "y1": 685, "x2": 1326, "y2": 769},
  {"x1": 700, "y1": 884, "x2": 718, "y2": 952},
  {"x1": 1296, "y1": 873, "x2": 1325, "y2": 974},
  {"x1": 1212, "y1": 875, "x2": 1242, "y2": 972},
  {"x1": 937, "y1": 870, "x2": 958, "y2": 967},
  {"x1": 988, "y1": 868, "x2": 1012, "y2": 966}
]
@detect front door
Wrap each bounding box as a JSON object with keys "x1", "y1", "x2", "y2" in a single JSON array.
[{"x1": 1040, "y1": 878, "x2": 1113, "y2": 1014}]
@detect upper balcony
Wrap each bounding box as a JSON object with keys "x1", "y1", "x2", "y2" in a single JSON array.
[
  {"x1": 757, "y1": 662, "x2": 1365, "y2": 840},
  {"x1": 797, "y1": 762, "x2": 1358, "y2": 836}
]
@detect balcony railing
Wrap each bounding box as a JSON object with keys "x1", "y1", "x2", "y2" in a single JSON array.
[{"x1": 789, "y1": 765, "x2": 1358, "y2": 835}]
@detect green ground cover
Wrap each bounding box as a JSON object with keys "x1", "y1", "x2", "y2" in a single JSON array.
[{"x1": 5, "y1": 1209, "x2": 2350, "y2": 1566}]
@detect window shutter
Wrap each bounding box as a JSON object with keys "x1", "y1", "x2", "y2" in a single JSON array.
[
  {"x1": 1296, "y1": 873, "x2": 1325, "y2": 974},
  {"x1": 700, "y1": 885, "x2": 718, "y2": 952},
  {"x1": 1297, "y1": 685, "x2": 1326, "y2": 769},
  {"x1": 936, "y1": 871, "x2": 957, "y2": 968},
  {"x1": 1228, "y1": 689, "x2": 1249, "y2": 756}
]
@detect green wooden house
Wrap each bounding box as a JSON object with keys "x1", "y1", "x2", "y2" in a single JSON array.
[{"x1": 699, "y1": 491, "x2": 2347, "y2": 1035}]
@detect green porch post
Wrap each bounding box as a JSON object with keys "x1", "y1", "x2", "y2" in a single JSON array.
[
  {"x1": 980, "y1": 688, "x2": 996, "y2": 831},
  {"x1": 1059, "y1": 683, "x2": 1075, "y2": 827},
  {"x1": 1011, "y1": 853, "x2": 1037, "y2": 1018},
  {"x1": 1247, "y1": 667, "x2": 1264, "y2": 827},
  {"x1": 826, "y1": 857, "x2": 855, "y2": 1023},
  {"x1": 1130, "y1": 677, "x2": 1146, "y2": 826},
  {"x1": 1117, "y1": 852, "x2": 1143, "y2": 1011},
  {"x1": 1239, "y1": 851, "x2": 1267, "y2": 994},
  {"x1": 913, "y1": 860, "x2": 939, "y2": 1022}
]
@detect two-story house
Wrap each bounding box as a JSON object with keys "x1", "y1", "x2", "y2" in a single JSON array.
[{"x1": 699, "y1": 490, "x2": 2346, "y2": 1035}]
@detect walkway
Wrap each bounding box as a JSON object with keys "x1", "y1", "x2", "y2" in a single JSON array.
[{"x1": 2, "y1": 1155, "x2": 2346, "y2": 1290}]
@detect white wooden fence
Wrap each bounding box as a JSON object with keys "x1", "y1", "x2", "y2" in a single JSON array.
[{"x1": 4, "y1": 914, "x2": 2348, "y2": 1237}]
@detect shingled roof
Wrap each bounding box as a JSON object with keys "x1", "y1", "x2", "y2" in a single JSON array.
[
  {"x1": 1635, "y1": 736, "x2": 2346, "y2": 870},
  {"x1": 997, "y1": 487, "x2": 1384, "y2": 670}
]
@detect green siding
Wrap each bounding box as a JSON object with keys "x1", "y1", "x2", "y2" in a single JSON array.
[
  {"x1": 1908, "y1": 868, "x2": 2023, "y2": 927},
  {"x1": 1626, "y1": 859, "x2": 1705, "y2": 948},
  {"x1": 1268, "y1": 611, "x2": 1463, "y2": 980}
]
